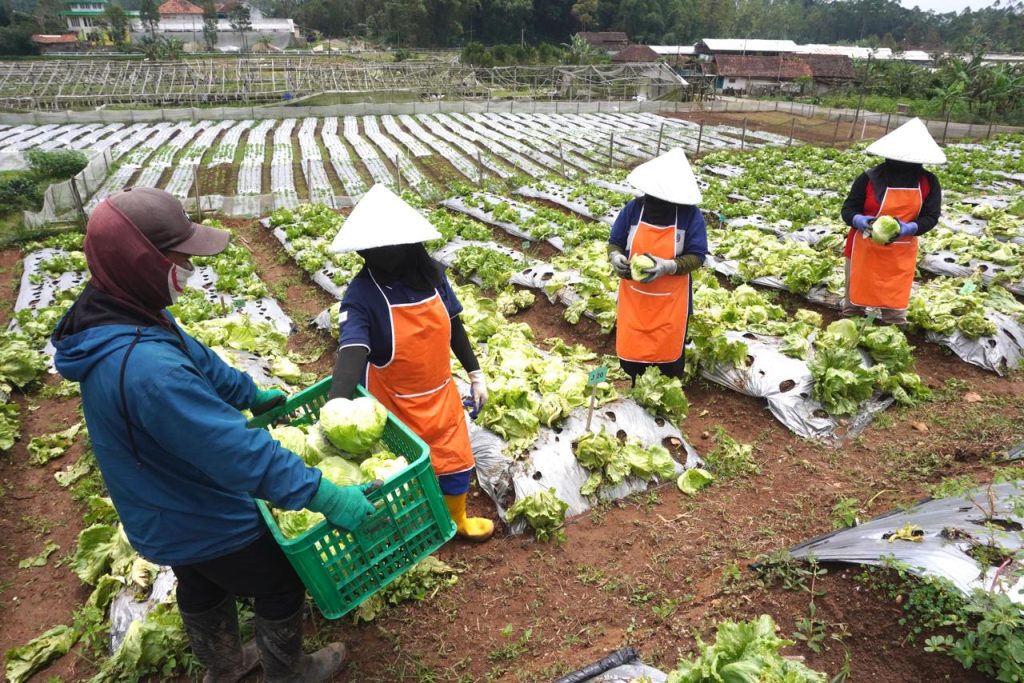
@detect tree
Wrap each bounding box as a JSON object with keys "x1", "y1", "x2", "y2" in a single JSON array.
[
  {"x1": 102, "y1": 3, "x2": 130, "y2": 50},
  {"x1": 571, "y1": 0, "x2": 598, "y2": 30},
  {"x1": 34, "y1": 0, "x2": 65, "y2": 33},
  {"x1": 201, "y1": 0, "x2": 217, "y2": 51},
  {"x1": 139, "y1": 0, "x2": 161, "y2": 37},
  {"x1": 228, "y1": 4, "x2": 251, "y2": 52}
]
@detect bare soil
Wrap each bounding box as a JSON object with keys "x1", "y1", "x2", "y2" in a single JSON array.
[
  {"x1": 664, "y1": 110, "x2": 889, "y2": 148},
  {"x1": 1, "y1": 212, "x2": 1021, "y2": 683}
]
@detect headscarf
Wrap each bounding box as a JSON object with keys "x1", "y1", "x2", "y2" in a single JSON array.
[{"x1": 82, "y1": 199, "x2": 177, "y2": 328}]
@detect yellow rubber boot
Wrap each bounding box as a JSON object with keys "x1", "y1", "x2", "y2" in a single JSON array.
[{"x1": 443, "y1": 493, "x2": 494, "y2": 542}]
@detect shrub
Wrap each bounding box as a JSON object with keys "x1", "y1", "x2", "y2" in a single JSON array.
[
  {"x1": 0, "y1": 176, "x2": 41, "y2": 210},
  {"x1": 24, "y1": 149, "x2": 88, "y2": 181}
]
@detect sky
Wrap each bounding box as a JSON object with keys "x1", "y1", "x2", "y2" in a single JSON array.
[{"x1": 899, "y1": 0, "x2": 999, "y2": 13}]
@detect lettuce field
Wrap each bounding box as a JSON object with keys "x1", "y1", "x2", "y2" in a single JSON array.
[{"x1": 0, "y1": 113, "x2": 1023, "y2": 683}]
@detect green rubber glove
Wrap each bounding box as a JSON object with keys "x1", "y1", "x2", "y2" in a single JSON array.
[
  {"x1": 250, "y1": 387, "x2": 286, "y2": 416},
  {"x1": 306, "y1": 479, "x2": 375, "y2": 532}
]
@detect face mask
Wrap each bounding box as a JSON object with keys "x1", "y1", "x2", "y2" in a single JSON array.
[{"x1": 167, "y1": 262, "x2": 194, "y2": 304}]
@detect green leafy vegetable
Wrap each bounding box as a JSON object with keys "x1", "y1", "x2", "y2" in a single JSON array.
[
  {"x1": 871, "y1": 215, "x2": 901, "y2": 244},
  {"x1": 4, "y1": 624, "x2": 79, "y2": 683},
  {"x1": 27, "y1": 422, "x2": 82, "y2": 466},
  {"x1": 352, "y1": 556, "x2": 459, "y2": 623},
  {"x1": 506, "y1": 488, "x2": 569, "y2": 543},
  {"x1": 630, "y1": 253, "x2": 655, "y2": 281},
  {"x1": 319, "y1": 396, "x2": 388, "y2": 454},
  {"x1": 630, "y1": 366, "x2": 689, "y2": 423},
  {"x1": 677, "y1": 468, "x2": 715, "y2": 495},
  {"x1": 667, "y1": 614, "x2": 827, "y2": 683}
]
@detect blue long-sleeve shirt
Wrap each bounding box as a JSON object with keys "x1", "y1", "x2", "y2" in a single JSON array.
[
  {"x1": 53, "y1": 306, "x2": 320, "y2": 566},
  {"x1": 609, "y1": 198, "x2": 709, "y2": 262}
]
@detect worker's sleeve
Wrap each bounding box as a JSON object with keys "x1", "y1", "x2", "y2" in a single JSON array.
[
  {"x1": 439, "y1": 275, "x2": 464, "y2": 318},
  {"x1": 329, "y1": 345, "x2": 368, "y2": 400},
  {"x1": 449, "y1": 316, "x2": 480, "y2": 373},
  {"x1": 841, "y1": 173, "x2": 870, "y2": 226},
  {"x1": 609, "y1": 200, "x2": 637, "y2": 251},
  {"x1": 338, "y1": 298, "x2": 371, "y2": 353},
  {"x1": 915, "y1": 172, "x2": 942, "y2": 235},
  {"x1": 178, "y1": 325, "x2": 258, "y2": 411},
  {"x1": 136, "y1": 364, "x2": 321, "y2": 511},
  {"x1": 680, "y1": 207, "x2": 708, "y2": 263}
]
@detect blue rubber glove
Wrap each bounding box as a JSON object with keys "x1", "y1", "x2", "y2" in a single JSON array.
[
  {"x1": 852, "y1": 214, "x2": 875, "y2": 234},
  {"x1": 638, "y1": 253, "x2": 677, "y2": 283},
  {"x1": 250, "y1": 387, "x2": 287, "y2": 416},
  {"x1": 306, "y1": 479, "x2": 375, "y2": 532},
  {"x1": 890, "y1": 219, "x2": 918, "y2": 243}
]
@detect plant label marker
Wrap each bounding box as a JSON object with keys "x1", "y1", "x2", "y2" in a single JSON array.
[{"x1": 585, "y1": 366, "x2": 607, "y2": 432}]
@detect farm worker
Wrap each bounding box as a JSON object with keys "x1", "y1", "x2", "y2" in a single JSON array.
[
  {"x1": 326, "y1": 184, "x2": 494, "y2": 542},
  {"x1": 841, "y1": 117, "x2": 945, "y2": 325},
  {"x1": 51, "y1": 187, "x2": 371, "y2": 683},
  {"x1": 608, "y1": 147, "x2": 708, "y2": 382}
]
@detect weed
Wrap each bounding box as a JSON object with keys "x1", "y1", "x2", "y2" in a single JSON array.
[
  {"x1": 488, "y1": 627, "x2": 532, "y2": 662},
  {"x1": 21, "y1": 514, "x2": 61, "y2": 537},
  {"x1": 928, "y1": 475, "x2": 978, "y2": 499},
  {"x1": 873, "y1": 411, "x2": 894, "y2": 429},
  {"x1": 830, "y1": 497, "x2": 860, "y2": 529},
  {"x1": 755, "y1": 550, "x2": 826, "y2": 593},
  {"x1": 703, "y1": 427, "x2": 759, "y2": 480},
  {"x1": 791, "y1": 599, "x2": 828, "y2": 653},
  {"x1": 575, "y1": 564, "x2": 606, "y2": 587},
  {"x1": 651, "y1": 597, "x2": 680, "y2": 620},
  {"x1": 934, "y1": 377, "x2": 969, "y2": 402}
]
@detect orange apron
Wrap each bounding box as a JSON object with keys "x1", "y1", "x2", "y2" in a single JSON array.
[
  {"x1": 366, "y1": 286, "x2": 473, "y2": 476},
  {"x1": 848, "y1": 186, "x2": 923, "y2": 310},
  {"x1": 616, "y1": 208, "x2": 691, "y2": 364}
]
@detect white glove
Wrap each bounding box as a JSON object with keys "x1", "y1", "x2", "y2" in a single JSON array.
[
  {"x1": 609, "y1": 250, "x2": 630, "y2": 279},
  {"x1": 468, "y1": 370, "x2": 488, "y2": 410}
]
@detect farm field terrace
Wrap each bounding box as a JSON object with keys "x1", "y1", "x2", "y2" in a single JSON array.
[{"x1": 0, "y1": 123, "x2": 1023, "y2": 683}]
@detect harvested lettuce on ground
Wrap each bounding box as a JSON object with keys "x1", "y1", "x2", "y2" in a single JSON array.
[
  {"x1": 88, "y1": 602, "x2": 194, "y2": 683},
  {"x1": 630, "y1": 366, "x2": 689, "y2": 423},
  {"x1": 677, "y1": 468, "x2": 715, "y2": 495},
  {"x1": 0, "y1": 402, "x2": 20, "y2": 451},
  {"x1": 320, "y1": 396, "x2": 388, "y2": 454},
  {"x1": 506, "y1": 488, "x2": 569, "y2": 543},
  {"x1": 667, "y1": 614, "x2": 827, "y2": 683},
  {"x1": 352, "y1": 556, "x2": 459, "y2": 623},
  {"x1": 27, "y1": 422, "x2": 81, "y2": 466},
  {"x1": 4, "y1": 624, "x2": 79, "y2": 683}
]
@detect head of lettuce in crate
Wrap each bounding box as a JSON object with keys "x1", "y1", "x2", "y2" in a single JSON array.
[
  {"x1": 608, "y1": 148, "x2": 708, "y2": 383},
  {"x1": 50, "y1": 186, "x2": 370, "y2": 683},
  {"x1": 840, "y1": 117, "x2": 946, "y2": 326},
  {"x1": 326, "y1": 184, "x2": 495, "y2": 543}
]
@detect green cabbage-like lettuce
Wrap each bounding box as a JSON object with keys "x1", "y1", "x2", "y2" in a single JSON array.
[{"x1": 319, "y1": 396, "x2": 387, "y2": 454}]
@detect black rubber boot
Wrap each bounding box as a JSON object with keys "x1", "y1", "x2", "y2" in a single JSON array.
[
  {"x1": 255, "y1": 607, "x2": 347, "y2": 683},
  {"x1": 180, "y1": 596, "x2": 260, "y2": 683}
]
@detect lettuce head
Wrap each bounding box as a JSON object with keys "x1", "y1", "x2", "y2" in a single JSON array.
[{"x1": 319, "y1": 396, "x2": 387, "y2": 454}]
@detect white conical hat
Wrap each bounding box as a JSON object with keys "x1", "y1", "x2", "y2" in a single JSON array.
[
  {"x1": 329, "y1": 184, "x2": 441, "y2": 253},
  {"x1": 626, "y1": 147, "x2": 702, "y2": 205},
  {"x1": 865, "y1": 117, "x2": 946, "y2": 165}
]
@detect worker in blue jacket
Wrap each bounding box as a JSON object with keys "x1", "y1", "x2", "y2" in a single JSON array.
[{"x1": 52, "y1": 187, "x2": 372, "y2": 683}]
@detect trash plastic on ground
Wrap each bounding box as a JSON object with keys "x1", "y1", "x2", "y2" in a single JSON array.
[{"x1": 553, "y1": 647, "x2": 667, "y2": 683}]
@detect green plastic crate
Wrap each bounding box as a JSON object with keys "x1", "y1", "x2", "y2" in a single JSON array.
[{"x1": 248, "y1": 376, "x2": 456, "y2": 619}]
